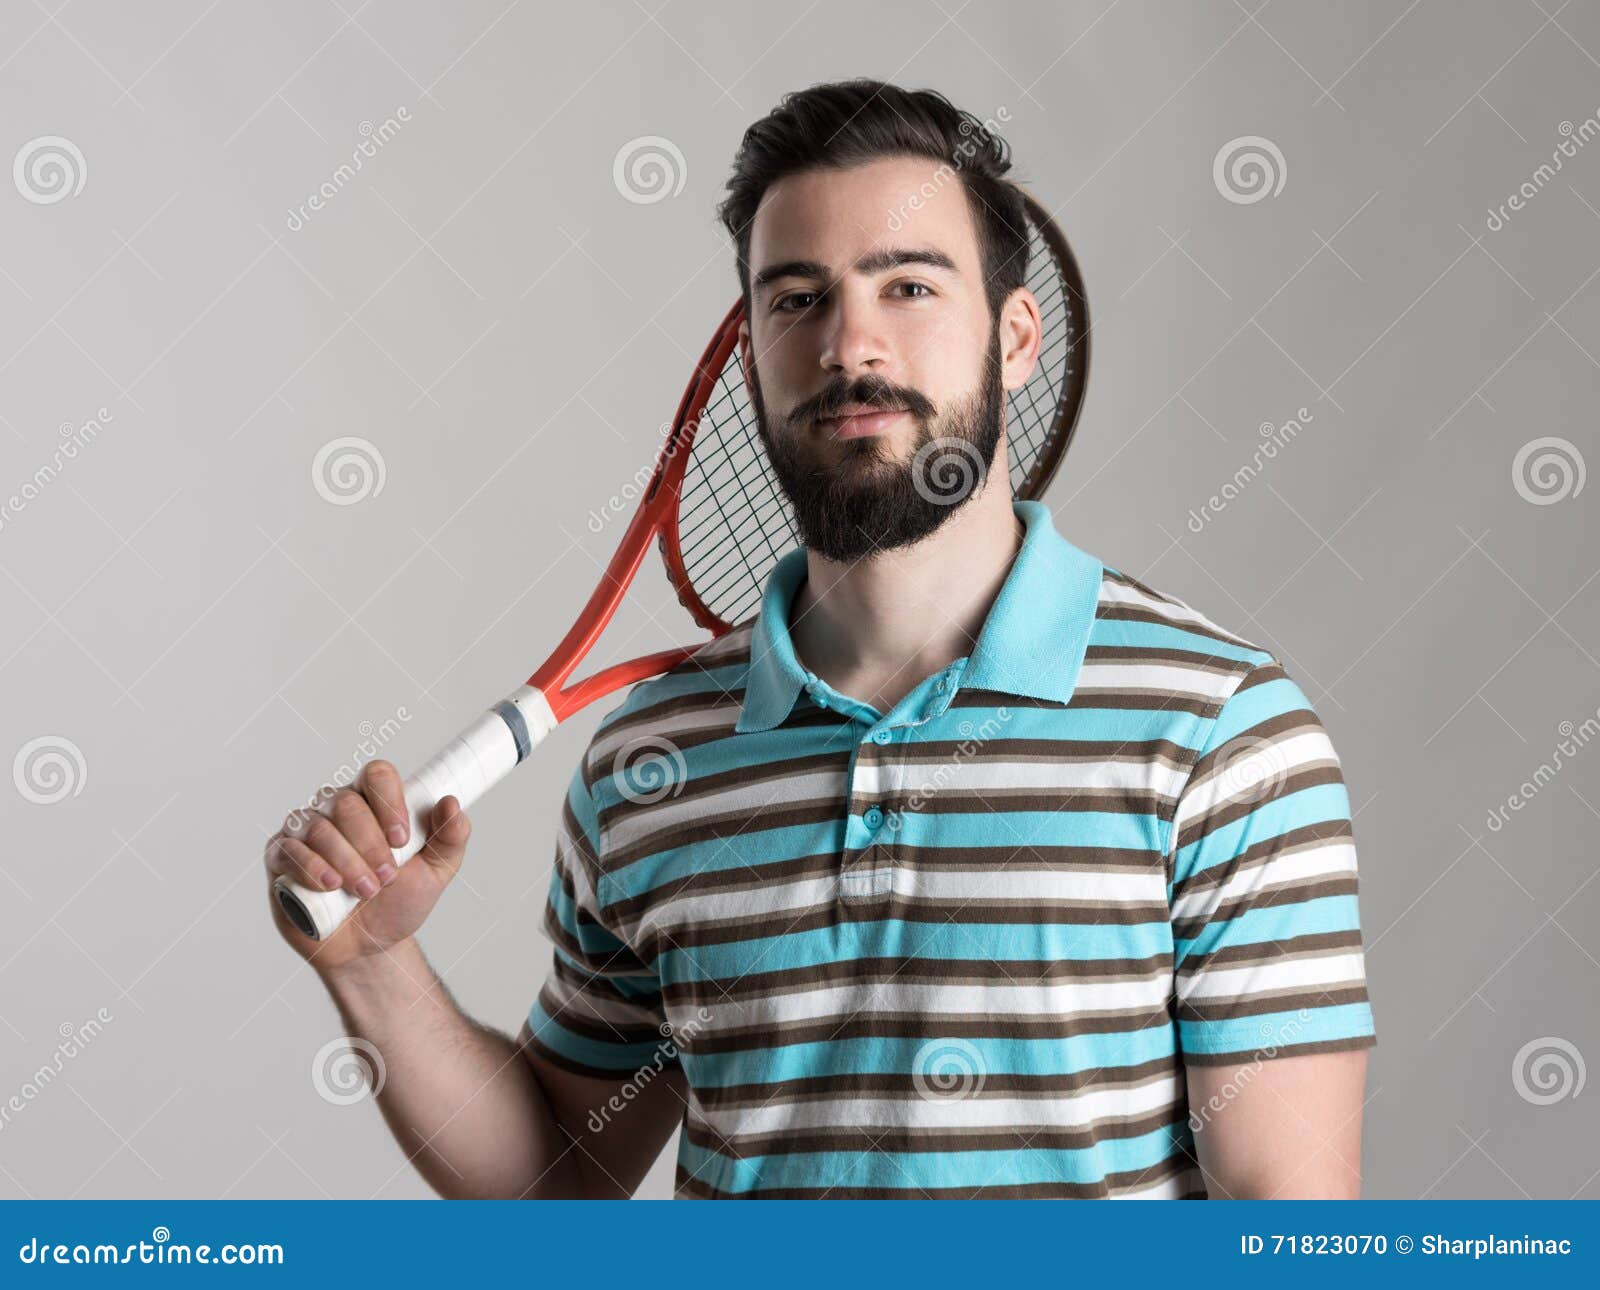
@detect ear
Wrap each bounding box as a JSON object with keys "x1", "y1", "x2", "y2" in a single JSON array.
[
  {"x1": 737, "y1": 317, "x2": 754, "y2": 388},
  {"x1": 996, "y1": 286, "x2": 1044, "y2": 393}
]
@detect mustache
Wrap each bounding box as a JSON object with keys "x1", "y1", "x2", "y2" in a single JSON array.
[{"x1": 790, "y1": 378, "x2": 937, "y2": 427}]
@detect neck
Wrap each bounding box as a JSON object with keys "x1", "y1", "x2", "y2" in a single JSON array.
[{"x1": 789, "y1": 481, "x2": 1023, "y2": 714}]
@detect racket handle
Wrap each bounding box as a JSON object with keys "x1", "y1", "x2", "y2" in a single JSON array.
[{"x1": 273, "y1": 685, "x2": 558, "y2": 942}]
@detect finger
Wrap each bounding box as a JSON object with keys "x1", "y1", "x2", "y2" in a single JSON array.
[
  {"x1": 329, "y1": 787, "x2": 400, "y2": 888},
  {"x1": 304, "y1": 810, "x2": 383, "y2": 901},
  {"x1": 268, "y1": 834, "x2": 343, "y2": 893},
  {"x1": 416, "y1": 795, "x2": 470, "y2": 878},
  {"x1": 359, "y1": 760, "x2": 410, "y2": 848}
]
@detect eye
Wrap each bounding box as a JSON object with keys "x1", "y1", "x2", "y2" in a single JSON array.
[
  {"x1": 892, "y1": 281, "x2": 934, "y2": 299},
  {"x1": 774, "y1": 291, "x2": 820, "y2": 313}
]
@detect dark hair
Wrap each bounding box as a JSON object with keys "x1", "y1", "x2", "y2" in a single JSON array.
[{"x1": 717, "y1": 79, "x2": 1029, "y2": 321}]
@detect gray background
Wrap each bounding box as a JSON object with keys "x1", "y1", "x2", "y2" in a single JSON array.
[{"x1": 1, "y1": 0, "x2": 1596, "y2": 1201}]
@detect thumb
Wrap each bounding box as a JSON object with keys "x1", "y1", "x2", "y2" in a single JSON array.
[{"x1": 416, "y1": 795, "x2": 471, "y2": 879}]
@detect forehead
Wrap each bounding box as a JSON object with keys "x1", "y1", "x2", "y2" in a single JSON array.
[{"x1": 748, "y1": 155, "x2": 982, "y2": 273}]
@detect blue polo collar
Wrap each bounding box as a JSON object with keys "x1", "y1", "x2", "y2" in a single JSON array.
[{"x1": 735, "y1": 499, "x2": 1104, "y2": 733}]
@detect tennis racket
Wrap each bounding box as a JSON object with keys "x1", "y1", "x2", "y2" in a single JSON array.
[{"x1": 273, "y1": 188, "x2": 1091, "y2": 942}]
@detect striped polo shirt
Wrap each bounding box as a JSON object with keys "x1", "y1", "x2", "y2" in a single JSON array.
[{"x1": 528, "y1": 498, "x2": 1377, "y2": 1199}]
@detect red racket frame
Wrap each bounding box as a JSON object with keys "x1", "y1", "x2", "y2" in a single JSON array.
[{"x1": 527, "y1": 300, "x2": 746, "y2": 722}]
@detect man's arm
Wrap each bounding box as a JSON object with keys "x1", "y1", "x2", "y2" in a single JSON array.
[
  {"x1": 1186, "y1": 1048, "x2": 1370, "y2": 1199},
  {"x1": 321, "y1": 936, "x2": 685, "y2": 1199}
]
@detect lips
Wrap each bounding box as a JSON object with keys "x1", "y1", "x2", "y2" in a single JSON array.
[{"x1": 819, "y1": 407, "x2": 908, "y2": 440}]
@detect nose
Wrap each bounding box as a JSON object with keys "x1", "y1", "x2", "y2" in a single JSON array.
[{"x1": 819, "y1": 287, "x2": 888, "y2": 377}]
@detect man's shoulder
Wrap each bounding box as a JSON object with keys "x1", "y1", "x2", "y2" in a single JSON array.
[
  {"x1": 1092, "y1": 560, "x2": 1275, "y2": 667},
  {"x1": 572, "y1": 619, "x2": 757, "y2": 805}
]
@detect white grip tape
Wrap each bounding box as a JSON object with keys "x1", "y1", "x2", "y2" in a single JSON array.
[{"x1": 273, "y1": 686, "x2": 557, "y2": 941}]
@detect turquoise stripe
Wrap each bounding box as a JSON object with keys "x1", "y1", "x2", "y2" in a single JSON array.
[
  {"x1": 526, "y1": 1000, "x2": 675, "y2": 1074},
  {"x1": 661, "y1": 918, "x2": 1175, "y2": 983},
  {"x1": 1179, "y1": 1002, "x2": 1376, "y2": 1056},
  {"x1": 1174, "y1": 892, "x2": 1364, "y2": 957},
  {"x1": 686, "y1": 1027, "x2": 1178, "y2": 1089},
  {"x1": 678, "y1": 1123, "x2": 1184, "y2": 1194},
  {"x1": 1172, "y1": 782, "x2": 1353, "y2": 880}
]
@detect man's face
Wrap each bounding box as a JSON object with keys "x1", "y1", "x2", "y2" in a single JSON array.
[{"x1": 738, "y1": 156, "x2": 1039, "y2": 564}]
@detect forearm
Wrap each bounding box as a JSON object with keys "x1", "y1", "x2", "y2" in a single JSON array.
[{"x1": 318, "y1": 938, "x2": 584, "y2": 1199}]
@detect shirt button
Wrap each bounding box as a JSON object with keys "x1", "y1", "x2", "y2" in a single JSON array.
[
  {"x1": 871, "y1": 729, "x2": 892, "y2": 745},
  {"x1": 863, "y1": 805, "x2": 884, "y2": 829},
  {"x1": 933, "y1": 678, "x2": 948, "y2": 694}
]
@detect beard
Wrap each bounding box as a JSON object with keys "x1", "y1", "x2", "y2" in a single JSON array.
[{"x1": 748, "y1": 322, "x2": 1006, "y2": 565}]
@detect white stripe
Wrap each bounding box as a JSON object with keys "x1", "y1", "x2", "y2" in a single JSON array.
[
  {"x1": 628, "y1": 864, "x2": 1169, "y2": 943},
  {"x1": 1169, "y1": 841, "x2": 1358, "y2": 921},
  {"x1": 690, "y1": 1073, "x2": 1183, "y2": 1136},
  {"x1": 1177, "y1": 950, "x2": 1368, "y2": 1002},
  {"x1": 684, "y1": 973, "x2": 1174, "y2": 1031},
  {"x1": 601, "y1": 766, "x2": 844, "y2": 854},
  {"x1": 853, "y1": 754, "x2": 1187, "y2": 800}
]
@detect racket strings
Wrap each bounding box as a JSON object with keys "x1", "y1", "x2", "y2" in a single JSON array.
[{"x1": 673, "y1": 201, "x2": 1085, "y2": 631}]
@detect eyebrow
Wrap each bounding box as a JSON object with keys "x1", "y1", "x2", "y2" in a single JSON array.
[{"x1": 751, "y1": 246, "x2": 959, "y2": 295}]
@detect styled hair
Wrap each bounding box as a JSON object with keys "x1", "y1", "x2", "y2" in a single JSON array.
[{"x1": 716, "y1": 79, "x2": 1029, "y2": 320}]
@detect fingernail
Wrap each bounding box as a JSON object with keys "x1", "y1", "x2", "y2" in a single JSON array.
[
  {"x1": 355, "y1": 875, "x2": 379, "y2": 899},
  {"x1": 387, "y1": 824, "x2": 406, "y2": 845},
  {"x1": 375, "y1": 863, "x2": 397, "y2": 885},
  {"x1": 321, "y1": 871, "x2": 342, "y2": 890}
]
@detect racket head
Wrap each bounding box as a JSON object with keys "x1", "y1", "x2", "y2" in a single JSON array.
[{"x1": 653, "y1": 187, "x2": 1090, "y2": 637}]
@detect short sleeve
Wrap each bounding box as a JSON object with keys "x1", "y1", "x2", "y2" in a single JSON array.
[
  {"x1": 525, "y1": 761, "x2": 678, "y2": 1078},
  {"x1": 1167, "y1": 659, "x2": 1376, "y2": 1065}
]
